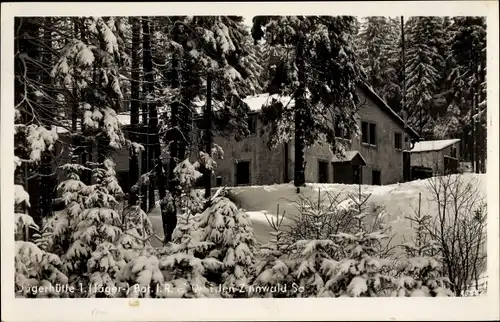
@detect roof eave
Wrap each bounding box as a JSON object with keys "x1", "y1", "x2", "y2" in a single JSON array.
[{"x1": 358, "y1": 83, "x2": 420, "y2": 140}]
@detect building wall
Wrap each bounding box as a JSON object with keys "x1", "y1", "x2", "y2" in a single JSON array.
[
  {"x1": 206, "y1": 89, "x2": 412, "y2": 186},
  {"x1": 410, "y1": 141, "x2": 460, "y2": 175},
  {"x1": 287, "y1": 140, "x2": 336, "y2": 184},
  {"x1": 108, "y1": 88, "x2": 413, "y2": 187},
  {"x1": 410, "y1": 151, "x2": 442, "y2": 174},
  {"x1": 347, "y1": 89, "x2": 408, "y2": 185},
  {"x1": 190, "y1": 115, "x2": 285, "y2": 187}
]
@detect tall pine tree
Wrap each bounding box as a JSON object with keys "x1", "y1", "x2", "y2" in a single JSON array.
[
  {"x1": 356, "y1": 17, "x2": 402, "y2": 113},
  {"x1": 252, "y1": 16, "x2": 362, "y2": 190},
  {"x1": 404, "y1": 17, "x2": 446, "y2": 138}
]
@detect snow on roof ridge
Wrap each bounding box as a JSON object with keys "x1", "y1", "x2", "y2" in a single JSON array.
[
  {"x1": 409, "y1": 139, "x2": 461, "y2": 153},
  {"x1": 332, "y1": 150, "x2": 366, "y2": 164}
]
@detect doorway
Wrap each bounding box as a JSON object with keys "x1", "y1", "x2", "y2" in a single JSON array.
[
  {"x1": 235, "y1": 161, "x2": 251, "y2": 186},
  {"x1": 318, "y1": 160, "x2": 329, "y2": 183}
]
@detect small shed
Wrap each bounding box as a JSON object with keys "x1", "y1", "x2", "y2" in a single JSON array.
[
  {"x1": 332, "y1": 151, "x2": 367, "y2": 184},
  {"x1": 408, "y1": 139, "x2": 461, "y2": 176}
]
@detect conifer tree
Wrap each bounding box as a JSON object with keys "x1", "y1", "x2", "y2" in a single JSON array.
[
  {"x1": 404, "y1": 17, "x2": 446, "y2": 138},
  {"x1": 252, "y1": 16, "x2": 362, "y2": 190},
  {"x1": 447, "y1": 17, "x2": 486, "y2": 171},
  {"x1": 356, "y1": 16, "x2": 403, "y2": 113},
  {"x1": 152, "y1": 16, "x2": 261, "y2": 240},
  {"x1": 128, "y1": 17, "x2": 141, "y2": 206},
  {"x1": 198, "y1": 195, "x2": 258, "y2": 297}
]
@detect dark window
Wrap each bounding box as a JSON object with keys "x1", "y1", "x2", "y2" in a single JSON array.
[
  {"x1": 394, "y1": 132, "x2": 402, "y2": 150},
  {"x1": 362, "y1": 121, "x2": 377, "y2": 145},
  {"x1": 444, "y1": 156, "x2": 459, "y2": 174},
  {"x1": 216, "y1": 176, "x2": 223, "y2": 186},
  {"x1": 318, "y1": 160, "x2": 329, "y2": 183},
  {"x1": 369, "y1": 123, "x2": 377, "y2": 145},
  {"x1": 235, "y1": 161, "x2": 250, "y2": 185},
  {"x1": 194, "y1": 175, "x2": 204, "y2": 188},
  {"x1": 247, "y1": 115, "x2": 257, "y2": 134},
  {"x1": 361, "y1": 122, "x2": 369, "y2": 143},
  {"x1": 372, "y1": 170, "x2": 381, "y2": 185}
]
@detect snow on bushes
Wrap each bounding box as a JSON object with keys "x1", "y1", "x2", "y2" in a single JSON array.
[
  {"x1": 14, "y1": 161, "x2": 68, "y2": 297},
  {"x1": 14, "y1": 142, "x2": 454, "y2": 299},
  {"x1": 198, "y1": 195, "x2": 257, "y2": 297}
]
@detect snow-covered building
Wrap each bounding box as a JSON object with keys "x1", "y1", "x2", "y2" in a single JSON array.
[
  {"x1": 58, "y1": 84, "x2": 420, "y2": 189},
  {"x1": 408, "y1": 139, "x2": 461, "y2": 177},
  {"x1": 189, "y1": 84, "x2": 420, "y2": 186}
]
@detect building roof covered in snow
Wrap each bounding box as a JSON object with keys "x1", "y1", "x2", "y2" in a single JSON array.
[
  {"x1": 332, "y1": 150, "x2": 366, "y2": 165},
  {"x1": 409, "y1": 139, "x2": 461, "y2": 153}
]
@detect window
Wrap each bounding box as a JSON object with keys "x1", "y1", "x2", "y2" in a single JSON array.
[
  {"x1": 247, "y1": 115, "x2": 257, "y2": 134},
  {"x1": 362, "y1": 121, "x2": 377, "y2": 146},
  {"x1": 235, "y1": 161, "x2": 250, "y2": 185},
  {"x1": 369, "y1": 123, "x2": 377, "y2": 145},
  {"x1": 216, "y1": 176, "x2": 223, "y2": 186},
  {"x1": 394, "y1": 132, "x2": 402, "y2": 150},
  {"x1": 372, "y1": 170, "x2": 381, "y2": 185},
  {"x1": 318, "y1": 160, "x2": 329, "y2": 183},
  {"x1": 361, "y1": 122, "x2": 369, "y2": 143}
]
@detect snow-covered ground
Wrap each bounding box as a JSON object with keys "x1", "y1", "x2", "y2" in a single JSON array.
[
  {"x1": 148, "y1": 173, "x2": 486, "y2": 248},
  {"x1": 230, "y1": 173, "x2": 486, "y2": 245},
  {"x1": 147, "y1": 173, "x2": 489, "y2": 294}
]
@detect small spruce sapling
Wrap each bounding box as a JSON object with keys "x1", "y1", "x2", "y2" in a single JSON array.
[
  {"x1": 252, "y1": 205, "x2": 296, "y2": 297},
  {"x1": 14, "y1": 166, "x2": 68, "y2": 298},
  {"x1": 57, "y1": 158, "x2": 125, "y2": 297},
  {"x1": 155, "y1": 158, "x2": 222, "y2": 298},
  {"x1": 198, "y1": 195, "x2": 258, "y2": 297},
  {"x1": 395, "y1": 192, "x2": 453, "y2": 297}
]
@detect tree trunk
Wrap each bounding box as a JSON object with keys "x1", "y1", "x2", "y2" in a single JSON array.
[
  {"x1": 474, "y1": 73, "x2": 480, "y2": 174},
  {"x1": 19, "y1": 18, "x2": 43, "y2": 229},
  {"x1": 294, "y1": 37, "x2": 306, "y2": 192},
  {"x1": 470, "y1": 102, "x2": 475, "y2": 172},
  {"x1": 128, "y1": 17, "x2": 140, "y2": 206},
  {"x1": 143, "y1": 18, "x2": 172, "y2": 243},
  {"x1": 79, "y1": 18, "x2": 92, "y2": 185},
  {"x1": 204, "y1": 73, "x2": 213, "y2": 201},
  {"x1": 140, "y1": 17, "x2": 149, "y2": 212},
  {"x1": 142, "y1": 18, "x2": 156, "y2": 211},
  {"x1": 164, "y1": 55, "x2": 181, "y2": 243},
  {"x1": 479, "y1": 63, "x2": 486, "y2": 173},
  {"x1": 39, "y1": 17, "x2": 54, "y2": 220},
  {"x1": 14, "y1": 17, "x2": 32, "y2": 217}
]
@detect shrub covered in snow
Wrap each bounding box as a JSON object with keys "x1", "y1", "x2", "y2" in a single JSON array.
[
  {"x1": 197, "y1": 195, "x2": 258, "y2": 297},
  {"x1": 252, "y1": 206, "x2": 297, "y2": 297},
  {"x1": 14, "y1": 160, "x2": 68, "y2": 298},
  {"x1": 252, "y1": 186, "x2": 454, "y2": 298}
]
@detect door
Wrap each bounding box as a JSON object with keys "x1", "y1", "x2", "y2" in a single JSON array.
[
  {"x1": 403, "y1": 151, "x2": 411, "y2": 181},
  {"x1": 235, "y1": 161, "x2": 251, "y2": 185},
  {"x1": 372, "y1": 170, "x2": 381, "y2": 185},
  {"x1": 353, "y1": 165, "x2": 362, "y2": 184},
  {"x1": 333, "y1": 162, "x2": 351, "y2": 184},
  {"x1": 318, "y1": 160, "x2": 329, "y2": 183}
]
